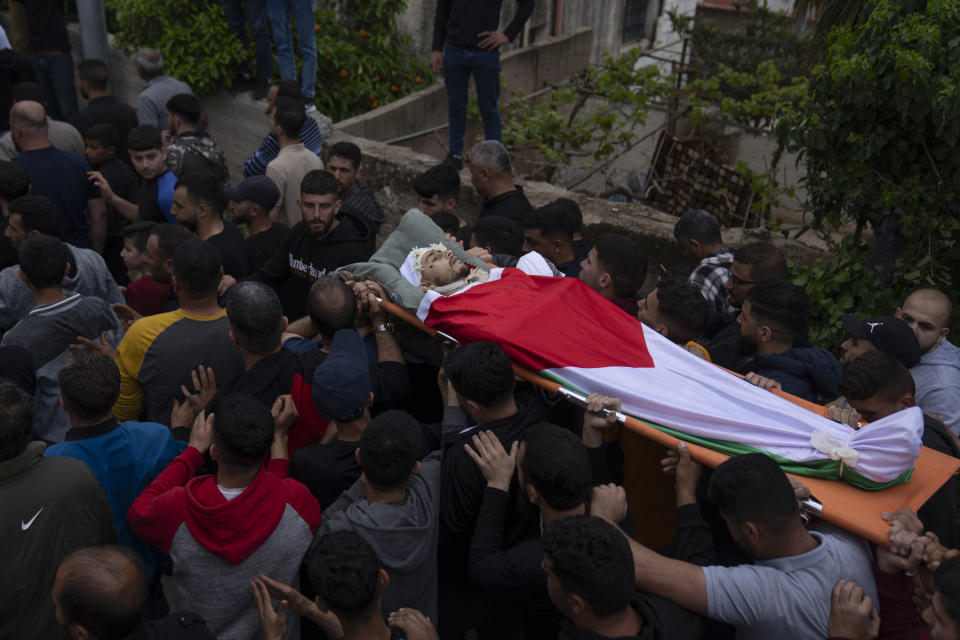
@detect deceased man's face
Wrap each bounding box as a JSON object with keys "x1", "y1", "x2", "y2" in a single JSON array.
[{"x1": 420, "y1": 249, "x2": 470, "y2": 289}]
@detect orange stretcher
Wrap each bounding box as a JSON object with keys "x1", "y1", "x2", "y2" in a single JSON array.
[{"x1": 378, "y1": 298, "x2": 960, "y2": 548}]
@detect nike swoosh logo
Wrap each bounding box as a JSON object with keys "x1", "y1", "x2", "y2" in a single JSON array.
[{"x1": 21, "y1": 507, "x2": 43, "y2": 531}]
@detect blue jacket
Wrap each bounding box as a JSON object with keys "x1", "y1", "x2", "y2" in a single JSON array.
[
  {"x1": 45, "y1": 418, "x2": 185, "y2": 582},
  {"x1": 748, "y1": 347, "x2": 843, "y2": 403}
]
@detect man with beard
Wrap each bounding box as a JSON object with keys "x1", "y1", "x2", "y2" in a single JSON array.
[
  {"x1": 71, "y1": 59, "x2": 138, "y2": 160},
  {"x1": 170, "y1": 172, "x2": 249, "y2": 280},
  {"x1": 896, "y1": 288, "x2": 960, "y2": 436},
  {"x1": 0, "y1": 194, "x2": 122, "y2": 331},
  {"x1": 706, "y1": 242, "x2": 790, "y2": 370},
  {"x1": 437, "y1": 341, "x2": 548, "y2": 639},
  {"x1": 225, "y1": 175, "x2": 285, "y2": 273},
  {"x1": 737, "y1": 281, "x2": 842, "y2": 403},
  {"x1": 252, "y1": 170, "x2": 373, "y2": 319}
]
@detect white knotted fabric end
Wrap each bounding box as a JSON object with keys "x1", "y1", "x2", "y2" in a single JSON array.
[{"x1": 810, "y1": 429, "x2": 860, "y2": 477}]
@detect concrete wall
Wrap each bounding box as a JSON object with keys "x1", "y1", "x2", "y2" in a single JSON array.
[
  {"x1": 399, "y1": 0, "x2": 633, "y2": 64},
  {"x1": 328, "y1": 129, "x2": 826, "y2": 271},
  {"x1": 336, "y1": 27, "x2": 593, "y2": 161}
]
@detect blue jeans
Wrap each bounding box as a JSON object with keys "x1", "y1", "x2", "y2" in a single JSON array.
[
  {"x1": 216, "y1": 0, "x2": 273, "y2": 81},
  {"x1": 443, "y1": 44, "x2": 502, "y2": 157},
  {"x1": 266, "y1": 0, "x2": 317, "y2": 99},
  {"x1": 32, "y1": 52, "x2": 78, "y2": 119}
]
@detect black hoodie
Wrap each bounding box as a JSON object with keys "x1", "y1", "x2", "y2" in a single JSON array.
[
  {"x1": 253, "y1": 211, "x2": 374, "y2": 319},
  {"x1": 438, "y1": 388, "x2": 548, "y2": 581}
]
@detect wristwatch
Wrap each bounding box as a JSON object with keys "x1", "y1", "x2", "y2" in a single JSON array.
[{"x1": 372, "y1": 321, "x2": 395, "y2": 336}]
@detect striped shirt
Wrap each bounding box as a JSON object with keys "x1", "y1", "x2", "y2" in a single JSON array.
[{"x1": 243, "y1": 117, "x2": 324, "y2": 177}]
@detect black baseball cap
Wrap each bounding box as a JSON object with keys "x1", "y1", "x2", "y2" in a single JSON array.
[
  {"x1": 224, "y1": 175, "x2": 280, "y2": 211},
  {"x1": 841, "y1": 314, "x2": 921, "y2": 369},
  {"x1": 311, "y1": 329, "x2": 371, "y2": 422}
]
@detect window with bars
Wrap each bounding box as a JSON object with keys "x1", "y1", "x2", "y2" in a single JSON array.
[{"x1": 622, "y1": 0, "x2": 650, "y2": 44}]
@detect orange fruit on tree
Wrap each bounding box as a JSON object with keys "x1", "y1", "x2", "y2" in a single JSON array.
[
  {"x1": 415, "y1": 77, "x2": 422, "y2": 84},
  {"x1": 339, "y1": 69, "x2": 348, "y2": 78},
  {"x1": 314, "y1": 24, "x2": 320, "y2": 32}
]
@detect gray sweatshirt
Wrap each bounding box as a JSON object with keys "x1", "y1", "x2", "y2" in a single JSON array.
[
  {"x1": 0, "y1": 243, "x2": 123, "y2": 332},
  {"x1": 1, "y1": 293, "x2": 123, "y2": 441},
  {"x1": 320, "y1": 451, "x2": 442, "y2": 623},
  {"x1": 912, "y1": 339, "x2": 960, "y2": 436}
]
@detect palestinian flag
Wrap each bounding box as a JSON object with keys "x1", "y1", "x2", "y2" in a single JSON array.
[{"x1": 417, "y1": 268, "x2": 924, "y2": 490}]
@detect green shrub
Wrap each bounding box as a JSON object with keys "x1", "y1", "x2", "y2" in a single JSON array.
[
  {"x1": 105, "y1": 0, "x2": 249, "y2": 96},
  {"x1": 313, "y1": 0, "x2": 434, "y2": 121}
]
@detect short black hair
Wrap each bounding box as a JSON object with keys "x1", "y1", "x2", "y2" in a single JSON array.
[
  {"x1": 745, "y1": 281, "x2": 810, "y2": 345},
  {"x1": 935, "y1": 555, "x2": 960, "y2": 628},
  {"x1": 55, "y1": 546, "x2": 148, "y2": 640},
  {"x1": 359, "y1": 410, "x2": 422, "y2": 491},
  {"x1": 270, "y1": 78, "x2": 301, "y2": 99},
  {"x1": 0, "y1": 161, "x2": 29, "y2": 201},
  {"x1": 174, "y1": 172, "x2": 226, "y2": 216},
  {"x1": 213, "y1": 394, "x2": 275, "y2": 467},
  {"x1": 674, "y1": 208, "x2": 722, "y2": 245},
  {"x1": 472, "y1": 215, "x2": 522, "y2": 257},
  {"x1": 328, "y1": 141, "x2": 362, "y2": 170},
  {"x1": 301, "y1": 169, "x2": 339, "y2": 197},
  {"x1": 430, "y1": 212, "x2": 460, "y2": 236},
  {"x1": 307, "y1": 531, "x2": 382, "y2": 621},
  {"x1": 9, "y1": 195, "x2": 60, "y2": 238},
  {"x1": 150, "y1": 223, "x2": 192, "y2": 260},
  {"x1": 520, "y1": 423, "x2": 590, "y2": 510},
  {"x1": 525, "y1": 202, "x2": 575, "y2": 242},
  {"x1": 0, "y1": 380, "x2": 34, "y2": 461},
  {"x1": 655, "y1": 279, "x2": 708, "y2": 343},
  {"x1": 166, "y1": 93, "x2": 202, "y2": 125},
  {"x1": 12, "y1": 80, "x2": 44, "y2": 103},
  {"x1": 541, "y1": 515, "x2": 635, "y2": 618},
  {"x1": 272, "y1": 96, "x2": 306, "y2": 138},
  {"x1": 733, "y1": 242, "x2": 789, "y2": 282},
  {"x1": 414, "y1": 164, "x2": 460, "y2": 201},
  {"x1": 84, "y1": 122, "x2": 119, "y2": 150},
  {"x1": 127, "y1": 126, "x2": 162, "y2": 151},
  {"x1": 122, "y1": 221, "x2": 157, "y2": 252},
  {"x1": 226, "y1": 282, "x2": 284, "y2": 356},
  {"x1": 594, "y1": 234, "x2": 648, "y2": 299},
  {"x1": 172, "y1": 237, "x2": 222, "y2": 295},
  {"x1": 58, "y1": 350, "x2": 120, "y2": 420},
  {"x1": 307, "y1": 276, "x2": 357, "y2": 340},
  {"x1": 78, "y1": 59, "x2": 109, "y2": 91},
  {"x1": 553, "y1": 198, "x2": 583, "y2": 232},
  {"x1": 839, "y1": 350, "x2": 915, "y2": 403},
  {"x1": 18, "y1": 234, "x2": 68, "y2": 290},
  {"x1": 707, "y1": 453, "x2": 799, "y2": 534},
  {"x1": 443, "y1": 342, "x2": 515, "y2": 408}
]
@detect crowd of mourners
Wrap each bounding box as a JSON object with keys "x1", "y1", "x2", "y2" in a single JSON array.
[{"x1": 1, "y1": 4, "x2": 960, "y2": 640}]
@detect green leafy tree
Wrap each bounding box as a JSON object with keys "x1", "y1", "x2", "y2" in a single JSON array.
[
  {"x1": 501, "y1": 48, "x2": 673, "y2": 185},
  {"x1": 780, "y1": 0, "x2": 960, "y2": 348},
  {"x1": 106, "y1": 0, "x2": 249, "y2": 95},
  {"x1": 313, "y1": 0, "x2": 433, "y2": 121}
]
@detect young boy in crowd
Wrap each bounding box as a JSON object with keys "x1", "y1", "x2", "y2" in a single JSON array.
[
  {"x1": 84, "y1": 123, "x2": 139, "y2": 284},
  {"x1": 120, "y1": 221, "x2": 170, "y2": 317},
  {"x1": 90, "y1": 126, "x2": 177, "y2": 225}
]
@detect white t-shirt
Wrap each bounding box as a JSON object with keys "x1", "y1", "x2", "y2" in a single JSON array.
[{"x1": 217, "y1": 484, "x2": 246, "y2": 501}]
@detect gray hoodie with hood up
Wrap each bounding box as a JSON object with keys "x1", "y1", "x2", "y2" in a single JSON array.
[
  {"x1": 318, "y1": 451, "x2": 442, "y2": 623},
  {"x1": 912, "y1": 339, "x2": 960, "y2": 436}
]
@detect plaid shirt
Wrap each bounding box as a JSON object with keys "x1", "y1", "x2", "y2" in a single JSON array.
[
  {"x1": 688, "y1": 248, "x2": 736, "y2": 321},
  {"x1": 340, "y1": 177, "x2": 386, "y2": 226}
]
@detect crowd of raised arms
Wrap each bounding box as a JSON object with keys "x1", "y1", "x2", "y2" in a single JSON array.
[{"x1": 2, "y1": 2, "x2": 960, "y2": 639}]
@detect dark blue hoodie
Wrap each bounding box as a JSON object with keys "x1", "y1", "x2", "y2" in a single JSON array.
[{"x1": 747, "y1": 347, "x2": 843, "y2": 403}]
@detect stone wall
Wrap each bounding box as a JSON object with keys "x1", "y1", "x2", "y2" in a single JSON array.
[{"x1": 329, "y1": 129, "x2": 826, "y2": 291}]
